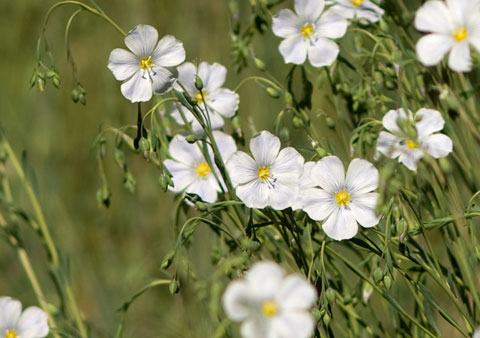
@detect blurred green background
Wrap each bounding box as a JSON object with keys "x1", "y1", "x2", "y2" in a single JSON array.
[{"x1": 0, "y1": 0, "x2": 298, "y2": 337}]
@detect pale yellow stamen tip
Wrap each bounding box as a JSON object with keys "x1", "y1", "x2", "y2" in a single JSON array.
[
  {"x1": 5, "y1": 330, "x2": 18, "y2": 338},
  {"x1": 257, "y1": 166, "x2": 270, "y2": 181},
  {"x1": 406, "y1": 139, "x2": 418, "y2": 149},
  {"x1": 261, "y1": 300, "x2": 278, "y2": 317},
  {"x1": 196, "y1": 162, "x2": 211, "y2": 177},
  {"x1": 351, "y1": 0, "x2": 364, "y2": 6},
  {"x1": 194, "y1": 91, "x2": 204, "y2": 104},
  {"x1": 139, "y1": 56, "x2": 154, "y2": 70},
  {"x1": 453, "y1": 27, "x2": 468, "y2": 42},
  {"x1": 335, "y1": 190, "x2": 351, "y2": 207},
  {"x1": 301, "y1": 24, "x2": 315, "y2": 38}
]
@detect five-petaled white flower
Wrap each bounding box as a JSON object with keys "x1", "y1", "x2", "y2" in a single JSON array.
[
  {"x1": 473, "y1": 328, "x2": 480, "y2": 338},
  {"x1": 0, "y1": 297, "x2": 49, "y2": 338},
  {"x1": 171, "y1": 62, "x2": 239, "y2": 134},
  {"x1": 227, "y1": 131, "x2": 304, "y2": 210},
  {"x1": 164, "y1": 131, "x2": 237, "y2": 203},
  {"x1": 414, "y1": 0, "x2": 480, "y2": 72},
  {"x1": 272, "y1": 0, "x2": 348, "y2": 67},
  {"x1": 291, "y1": 161, "x2": 316, "y2": 211},
  {"x1": 301, "y1": 156, "x2": 380, "y2": 241},
  {"x1": 108, "y1": 25, "x2": 186, "y2": 102},
  {"x1": 376, "y1": 108, "x2": 453, "y2": 171},
  {"x1": 222, "y1": 261, "x2": 317, "y2": 338},
  {"x1": 326, "y1": 0, "x2": 384, "y2": 23}
]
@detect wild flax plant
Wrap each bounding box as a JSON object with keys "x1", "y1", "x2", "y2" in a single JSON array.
[{"x1": 1, "y1": 0, "x2": 480, "y2": 337}]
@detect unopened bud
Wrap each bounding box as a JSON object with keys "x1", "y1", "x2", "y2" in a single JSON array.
[
  {"x1": 186, "y1": 135, "x2": 197, "y2": 144},
  {"x1": 161, "y1": 250, "x2": 175, "y2": 269},
  {"x1": 169, "y1": 279, "x2": 180, "y2": 294},
  {"x1": 37, "y1": 77, "x2": 45, "y2": 92},
  {"x1": 383, "y1": 275, "x2": 392, "y2": 289},
  {"x1": 292, "y1": 116, "x2": 304, "y2": 129},
  {"x1": 72, "y1": 89, "x2": 80, "y2": 103},
  {"x1": 159, "y1": 175, "x2": 170, "y2": 192},
  {"x1": 326, "y1": 288, "x2": 336, "y2": 304},
  {"x1": 323, "y1": 313, "x2": 331, "y2": 326},
  {"x1": 279, "y1": 127, "x2": 289, "y2": 142},
  {"x1": 195, "y1": 76, "x2": 204, "y2": 90},
  {"x1": 195, "y1": 201, "x2": 207, "y2": 212},
  {"x1": 139, "y1": 138, "x2": 150, "y2": 153},
  {"x1": 52, "y1": 76, "x2": 60, "y2": 88},
  {"x1": 316, "y1": 147, "x2": 328, "y2": 158},
  {"x1": 326, "y1": 117, "x2": 335, "y2": 130},
  {"x1": 373, "y1": 267, "x2": 383, "y2": 283},
  {"x1": 254, "y1": 57, "x2": 266, "y2": 71},
  {"x1": 266, "y1": 87, "x2": 280, "y2": 98},
  {"x1": 284, "y1": 92, "x2": 294, "y2": 105}
]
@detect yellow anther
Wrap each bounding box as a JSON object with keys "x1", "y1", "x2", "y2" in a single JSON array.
[
  {"x1": 196, "y1": 162, "x2": 211, "y2": 177},
  {"x1": 335, "y1": 190, "x2": 351, "y2": 207},
  {"x1": 261, "y1": 300, "x2": 278, "y2": 317},
  {"x1": 5, "y1": 330, "x2": 18, "y2": 338},
  {"x1": 139, "y1": 56, "x2": 154, "y2": 70},
  {"x1": 257, "y1": 166, "x2": 270, "y2": 181},
  {"x1": 453, "y1": 27, "x2": 468, "y2": 42},
  {"x1": 194, "y1": 91, "x2": 204, "y2": 104},
  {"x1": 351, "y1": 0, "x2": 364, "y2": 6},
  {"x1": 301, "y1": 24, "x2": 315, "y2": 38},
  {"x1": 405, "y1": 139, "x2": 418, "y2": 149}
]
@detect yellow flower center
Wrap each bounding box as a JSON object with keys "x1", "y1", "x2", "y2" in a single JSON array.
[
  {"x1": 139, "y1": 56, "x2": 154, "y2": 70},
  {"x1": 196, "y1": 162, "x2": 211, "y2": 177},
  {"x1": 351, "y1": 0, "x2": 364, "y2": 6},
  {"x1": 405, "y1": 139, "x2": 418, "y2": 149},
  {"x1": 257, "y1": 166, "x2": 270, "y2": 181},
  {"x1": 194, "y1": 91, "x2": 205, "y2": 104},
  {"x1": 453, "y1": 27, "x2": 468, "y2": 42},
  {"x1": 301, "y1": 24, "x2": 315, "y2": 38},
  {"x1": 5, "y1": 330, "x2": 18, "y2": 338},
  {"x1": 261, "y1": 300, "x2": 278, "y2": 317},
  {"x1": 335, "y1": 190, "x2": 351, "y2": 207}
]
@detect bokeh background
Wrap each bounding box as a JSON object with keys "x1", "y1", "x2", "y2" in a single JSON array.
[{"x1": 0, "y1": 0, "x2": 311, "y2": 337}]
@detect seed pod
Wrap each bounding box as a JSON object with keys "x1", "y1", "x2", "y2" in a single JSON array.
[
  {"x1": 323, "y1": 313, "x2": 331, "y2": 326},
  {"x1": 72, "y1": 89, "x2": 80, "y2": 103},
  {"x1": 373, "y1": 267, "x2": 383, "y2": 283},
  {"x1": 325, "y1": 288, "x2": 336, "y2": 304},
  {"x1": 384, "y1": 275, "x2": 392, "y2": 289}
]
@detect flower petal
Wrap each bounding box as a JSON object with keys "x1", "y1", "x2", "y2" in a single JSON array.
[
  {"x1": 241, "y1": 319, "x2": 270, "y2": 338},
  {"x1": 250, "y1": 131, "x2": 281, "y2": 167},
  {"x1": 358, "y1": 1, "x2": 385, "y2": 22},
  {"x1": 272, "y1": 312, "x2": 315, "y2": 338},
  {"x1": 151, "y1": 35, "x2": 186, "y2": 67},
  {"x1": 125, "y1": 24, "x2": 158, "y2": 57},
  {"x1": 416, "y1": 34, "x2": 454, "y2": 67},
  {"x1": 301, "y1": 188, "x2": 337, "y2": 220},
  {"x1": 227, "y1": 151, "x2": 259, "y2": 186},
  {"x1": 16, "y1": 306, "x2": 49, "y2": 338},
  {"x1": 236, "y1": 179, "x2": 270, "y2": 209},
  {"x1": 349, "y1": 192, "x2": 380, "y2": 228},
  {"x1": 272, "y1": 9, "x2": 303, "y2": 38},
  {"x1": 448, "y1": 41, "x2": 472, "y2": 72},
  {"x1": 421, "y1": 134, "x2": 453, "y2": 158},
  {"x1": 213, "y1": 130, "x2": 237, "y2": 161},
  {"x1": 120, "y1": 70, "x2": 152, "y2": 103},
  {"x1": 446, "y1": 0, "x2": 472, "y2": 26},
  {"x1": 164, "y1": 159, "x2": 196, "y2": 192},
  {"x1": 0, "y1": 297, "x2": 21, "y2": 330},
  {"x1": 276, "y1": 275, "x2": 317, "y2": 310},
  {"x1": 311, "y1": 156, "x2": 345, "y2": 194},
  {"x1": 176, "y1": 62, "x2": 197, "y2": 95},
  {"x1": 222, "y1": 281, "x2": 253, "y2": 322},
  {"x1": 187, "y1": 176, "x2": 220, "y2": 203},
  {"x1": 168, "y1": 135, "x2": 204, "y2": 165},
  {"x1": 307, "y1": 37, "x2": 340, "y2": 67},
  {"x1": 279, "y1": 35, "x2": 308, "y2": 65},
  {"x1": 107, "y1": 48, "x2": 139, "y2": 81},
  {"x1": 198, "y1": 62, "x2": 227, "y2": 92},
  {"x1": 207, "y1": 89, "x2": 239, "y2": 118},
  {"x1": 151, "y1": 66, "x2": 178, "y2": 95},
  {"x1": 268, "y1": 183, "x2": 299, "y2": 210},
  {"x1": 192, "y1": 111, "x2": 225, "y2": 134},
  {"x1": 414, "y1": 1, "x2": 454, "y2": 34},
  {"x1": 376, "y1": 131, "x2": 403, "y2": 159},
  {"x1": 382, "y1": 108, "x2": 410, "y2": 134},
  {"x1": 398, "y1": 148, "x2": 424, "y2": 171},
  {"x1": 300, "y1": 161, "x2": 317, "y2": 190},
  {"x1": 345, "y1": 158, "x2": 379, "y2": 195},
  {"x1": 315, "y1": 8, "x2": 348, "y2": 39},
  {"x1": 246, "y1": 261, "x2": 285, "y2": 298},
  {"x1": 295, "y1": 0, "x2": 325, "y2": 22},
  {"x1": 271, "y1": 147, "x2": 304, "y2": 183},
  {"x1": 322, "y1": 207, "x2": 358, "y2": 241},
  {"x1": 415, "y1": 108, "x2": 446, "y2": 138}
]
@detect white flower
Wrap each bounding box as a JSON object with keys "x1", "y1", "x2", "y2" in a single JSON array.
[
  {"x1": 0, "y1": 297, "x2": 49, "y2": 338},
  {"x1": 172, "y1": 62, "x2": 239, "y2": 134},
  {"x1": 414, "y1": 0, "x2": 480, "y2": 72},
  {"x1": 376, "y1": 108, "x2": 453, "y2": 171},
  {"x1": 272, "y1": 0, "x2": 348, "y2": 67},
  {"x1": 163, "y1": 131, "x2": 237, "y2": 203},
  {"x1": 291, "y1": 161, "x2": 316, "y2": 210},
  {"x1": 301, "y1": 156, "x2": 380, "y2": 241},
  {"x1": 473, "y1": 328, "x2": 480, "y2": 338},
  {"x1": 326, "y1": 0, "x2": 384, "y2": 23},
  {"x1": 108, "y1": 25, "x2": 186, "y2": 102},
  {"x1": 222, "y1": 261, "x2": 317, "y2": 338},
  {"x1": 227, "y1": 131, "x2": 304, "y2": 210}
]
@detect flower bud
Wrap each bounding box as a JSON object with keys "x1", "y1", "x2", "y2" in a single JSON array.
[
  {"x1": 52, "y1": 76, "x2": 61, "y2": 88},
  {"x1": 37, "y1": 77, "x2": 45, "y2": 92},
  {"x1": 266, "y1": 87, "x2": 280, "y2": 98},
  {"x1": 114, "y1": 149, "x2": 126, "y2": 170},
  {"x1": 195, "y1": 76, "x2": 204, "y2": 90},
  {"x1": 373, "y1": 267, "x2": 383, "y2": 283},
  {"x1": 316, "y1": 146, "x2": 328, "y2": 158},
  {"x1": 396, "y1": 219, "x2": 407, "y2": 235},
  {"x1": 71, "y1": 89, "x2": 80, "y2": 103},
  {"x1": 195, "y1": 201, "x2": 208, "y2": 212},
  {"x1": 161, "y1": 250, "x2": 175, "y2": 269},
  {"x1": 279, "y1": 127, "x2": 289, "y2": 142},
  {"x1": 325, "y1": 288, "x2": 336, "y2": 304},
  {"x1": 169, "y1": 279, "x2": 180, "y2": 294},
  {"x1": 30, "y1": 71, "x2": 37, "y2": 88},
  {"x1": 254, "y1": 57, "x2": 266, "y2": 71},
  {"x1": 383, "y1": 275, "x2": 392, "y2": 290},
  {"x1": 284, "y1": 92, "x2": 294, "y2": 105},
  {"x1": 323, "y1": 313, "x2": 331, "y2": 326},
  {"x1": 139, "y1": 138, "x2": 150, "y2": 153},
  {"x1": 326, "y1": 117, "x2": 335, "y2": 130},
  {"x1": 292, "y1": 116, "x2": 304, "y2": 129},
  {"x1": 159, "y1": 175, "x2": 170, "y2": 192},
  {"x1": 186, "y1": 135, "x2": 198, "y2": 144}
]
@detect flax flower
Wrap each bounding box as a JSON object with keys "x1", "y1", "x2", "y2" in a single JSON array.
[
  {"x1": 291, "y1": 161, "x2": 316, "y2": 210},
  {"x1": 172, "y1": 62, "x2": 239, "y2": 133},
  {"x1": 222, "y1": 261, "x2": 317, "y2": 338},
  {"x1": 0, "y1": 297, "x2": 49, "y2": 338},
  {"x1": 272, "y1": 0, "x2": 348, "y2": 67},
  {"x1": 414, "y1": 0, "x2": 480, "y2": 72},
  {"x1": 163, "y1": 131, "x2": 236, "y2": 203},
  {"x1": 326, "y1": 0, "x2": 384, "y2": 23},
  {"x1": 227, "y1": 131, "x2": 304, "y2": 210},
  {"x1": 376, "y1": 108, "x2": 453, "y2": 171},
  {"x1": 108, "y1": 25, "x2": 186, "y2": 102},
  {"x1": 301, "y1": 156, "x2": 380, "y2": 241}
]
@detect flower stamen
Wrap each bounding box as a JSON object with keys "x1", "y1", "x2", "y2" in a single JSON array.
[
  {"x1": 257, "y1": 166, "x2": 271, "y2": 181},
  {"x1": 196, "y1": 162, "x2": 211, "y2": 177},
  {"x1": 139, "y1": 56, "x2": 155, "y2": 70},
  {"x1": 351, "y1": 0, "x2": 364, "y2": 6},
  {"x1": 335, "y1": 190, "x2": 351, "y2": 206},
  {"x1": 261, "y1": 300, "x2": 278, "y2": 317},
  {"x1": 5, "y1": 330, "x2": 18, "y2": 338},
  {"x1": 194, "y1": 91, "x2": 205, "y2": 104},
  {"x1": 453, "y1": 27, "x2": 468, "y2": 42},
  {"x1": 301, "y1": 24, "x2": 315, "y2": 38},
  {"x1": 405, "y1": 139, "x2": 418, "y2": 149}
]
